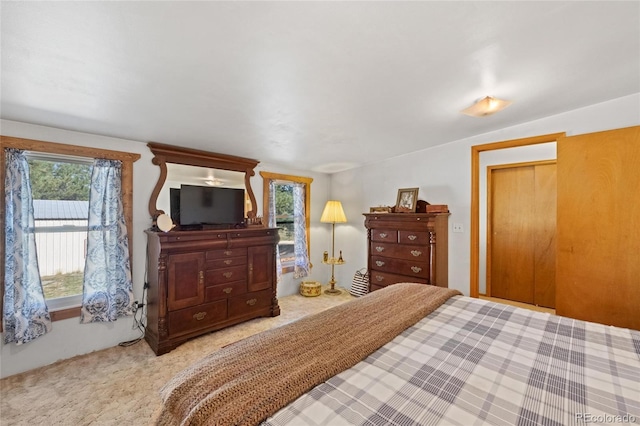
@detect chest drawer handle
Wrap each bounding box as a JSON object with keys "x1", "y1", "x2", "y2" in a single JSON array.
[
  {"x1": 375, "y1": 260, "x2": 385, "y2": 267},
  {"x1": 411, "y1": 250, "x2": 422, "y2": 257},
  {"x1": 407, "y1": 235, "x2": 417, "y2": 241},
  {"x1": 224, "y1": 250, "x2": 232, "y2": 256},
  {"x1": 246, "y1": 298, "x2": 257, "y2": 306},
  {"x1": 379, "y1": 232, "x2": 388, "y2": 238},
  {"x1": 224, "y1": 259, "x2": 233, "y2": 265},
  {"x1": 198, "y1": 271, "x2": 204, "y2": 285},
  {"x1": 411, "y1": 266, "x2": 422, "y2": 273},
  {"x1": 375, "y1": 246, "x2": 385, "y2": 252},
  {"x1": 376, "y1": 275, "x2": 384, "y2": 282},
  {"x1": 223, "y1": 272, "x2": 233, "y2": 278},
  {"x1": 193, "y1": 312, "x2": 207, "y2": 321},
  {"x1": 223, "y1": 287, "x2": 233, "y2": 294}
]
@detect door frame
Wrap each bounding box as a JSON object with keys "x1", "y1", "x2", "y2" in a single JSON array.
[
  {"x1": 470, "y1": 132, "x2": 565, "y2": 298},
  {"x1": 485, "y1": 159, "x2": 557, "y2": 298}
]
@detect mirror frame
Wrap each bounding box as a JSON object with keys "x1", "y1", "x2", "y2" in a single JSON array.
[{"x1": 147, "y1": 142, "x2": 259, "y2": 219}]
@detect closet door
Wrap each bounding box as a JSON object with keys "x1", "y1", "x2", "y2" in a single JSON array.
[
  {"x1": 556, "y1": 126, "x2": 640, "y2": 330},
  {"x1": 490, "y1": 166, "x2": 536, "y2": 304},
  {"x1": 489, "y1": 162, "x2": 556, "y2": 308}
]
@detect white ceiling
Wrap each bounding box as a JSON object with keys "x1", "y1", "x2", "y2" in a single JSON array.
[{"x1": 1, "y1": 1, "x2": 639, "y2": 173}]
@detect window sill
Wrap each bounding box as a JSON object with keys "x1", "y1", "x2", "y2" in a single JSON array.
[{"x1": 50, "y1": 306, "x2": 81, "y2": 322}]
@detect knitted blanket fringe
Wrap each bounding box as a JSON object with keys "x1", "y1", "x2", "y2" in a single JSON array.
[{"x1": 156, "y1": 283, "x2": 461, "y2": 426}]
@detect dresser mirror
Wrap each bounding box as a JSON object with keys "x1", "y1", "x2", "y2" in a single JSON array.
[{"x1": 147, "y1": 142, "x2": 259, "y2": 223}]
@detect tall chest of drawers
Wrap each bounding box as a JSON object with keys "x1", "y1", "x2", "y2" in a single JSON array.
[
  {"x1": 363, "y1": 213, "x2": 449, "y2": 291},
  {"x1": 144, "y1": 227, "x2": 280, "y2": 355}
]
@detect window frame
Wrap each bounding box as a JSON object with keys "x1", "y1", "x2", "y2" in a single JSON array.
[
  {"x1": 0, "y1": 136, "x2": 140, "y2": 325},
  {"x1": 260, "y1": 171, "x2": 313, "y2": 274}
]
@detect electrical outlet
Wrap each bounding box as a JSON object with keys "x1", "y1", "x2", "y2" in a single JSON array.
[{"x1": 453, "y1": 223, "x2": 464, "y2": 233}]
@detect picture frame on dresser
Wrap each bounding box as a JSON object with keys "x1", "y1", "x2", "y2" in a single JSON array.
[{"x1": 395, "y1": 187, "x2": 419, "y2": 212}]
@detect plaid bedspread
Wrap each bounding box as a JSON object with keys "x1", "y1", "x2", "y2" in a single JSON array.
[{"x1": 264, "y1": 296, "x2": 640, "y2": 426}]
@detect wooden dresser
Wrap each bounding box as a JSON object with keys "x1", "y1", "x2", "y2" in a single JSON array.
[
  {"x1": 144, "y1": 227, "x2": 280, "y2": 355},
  {"x1": 364, "y1": 213, "x2": 449, "y2": 291}
]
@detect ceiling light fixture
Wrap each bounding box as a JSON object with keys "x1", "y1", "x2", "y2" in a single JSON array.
[{"x1": 461, "y1": 96, "x2": 512, "y2": 117}]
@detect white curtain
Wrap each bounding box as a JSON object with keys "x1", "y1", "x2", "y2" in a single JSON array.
[
  {"x1": 3, "y1": 148, "x2": 52, "y2": 344},
  {"x1": 80, "y1": 159, "x2": 135, "y2": 323}
]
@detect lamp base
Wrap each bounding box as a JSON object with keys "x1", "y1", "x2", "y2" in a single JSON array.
[{"x1": 324, "y1": 288, "x2": 342, "y2": 295}]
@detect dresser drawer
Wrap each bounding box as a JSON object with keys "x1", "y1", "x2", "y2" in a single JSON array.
[
  {"x1": 371, "y1": 255, "x2": 429, "y2": 279},
  {"x1": 205, "y1": 280, "x2": 247, "y2": 301},
  {"x1": 369, "y1": 270, "x2": 428, "y2": 287},
  {"x1": 370, "y1": 242, "x2": 429, "y2": 261},
  {"x1": 370, "y1": 229, "x2": 398, "y2": 243},
  {"x1": 205, "y1": 265, "x2": 247, "y2": 285},
  {"x1": 371, "y1": 242, "x2": 429, "y2": 262},
  {"x1": 399, "y1": 230, "x2": 431, "y2": 245},
  {"x1": 168, "y1": 300, "x2": 227, "y2": 337},
  {"x1": 206, "y1": 248, "x2": 248, "y2": 259},
  {"x1": 206, "y1": 256, "x2": 247, "y2": 269},
  {"x1": 228, "y1": 289, "x2": 273, "y2": 318}
]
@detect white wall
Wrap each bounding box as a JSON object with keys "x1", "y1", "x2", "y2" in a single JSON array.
[
  {"x1": 0, "y1": 119, "x2": 331, "y2": 377},
  {"x1": 329, "y1": 94, "x2": 640, "y2": 296}
]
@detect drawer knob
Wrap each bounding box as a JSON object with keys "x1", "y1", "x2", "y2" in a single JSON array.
[
  {"x1": 376, "y1": 275, "x2": 384, "y2": 282},
  {"x1": 408, "y1": 235, "x2": 417, "y2": 241},
  {"x1": 411, "y1": 266, "x2": 422, "y2": 273},
  {"x1": 411, "y1": 250, "x2": 422, "y2": 257},
  {"x1": 193, "y1": 312, "x2": 207, "y2": 321},
  {"x1": 246, "y1": 298, "x2": 257, "y2": 306},
  {"x1": 375, "y1": 246, "x2": 384, "y2": 252},
  {"x1": 223, "y1": 272, "x2": 233, "y2": 278},
  {"x1": 224, "y1": 250, "x2": 232, "y2": 256},
  {"x1": 379, "y1": 232, "x2": 388, "y2": 238},
  {"x1": 224, "y1": 259, "x2": 233, "y2": 265},
  {"x1": 375, "y1": 260, "x2": 385, "y2": 267},
  {"x1": 223, "y1": 287, "x2": 233, "y2": 294}
]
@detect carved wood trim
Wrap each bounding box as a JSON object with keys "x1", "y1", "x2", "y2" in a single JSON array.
[{"x1": 147, "y1": 142, "x2": 259, "y2": 219}]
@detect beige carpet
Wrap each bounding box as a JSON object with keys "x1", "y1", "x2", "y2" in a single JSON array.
[{"x1": 0, "y1": 288, "x2": 354, "y2": 426}]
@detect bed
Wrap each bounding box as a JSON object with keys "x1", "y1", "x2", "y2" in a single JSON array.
[{"x1": 156, "y1": 284, "x2": 640, "y2": 426}]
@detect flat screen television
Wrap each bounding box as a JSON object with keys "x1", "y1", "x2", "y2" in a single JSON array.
[{"x1": 176, "y1": 184, "x2": 245, "y2": 226}]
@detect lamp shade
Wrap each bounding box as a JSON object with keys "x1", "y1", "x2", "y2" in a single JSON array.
[
  {"x1": 320, "y1": 200, "x2": 347, "y2": 223},
  {"x1": 461, "y1": 96, "x2": 512, "y2": 117}
]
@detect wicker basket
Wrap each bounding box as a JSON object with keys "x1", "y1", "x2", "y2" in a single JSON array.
[{"x1": 299, "y1": 281, "x2": 322, "y2": 297}]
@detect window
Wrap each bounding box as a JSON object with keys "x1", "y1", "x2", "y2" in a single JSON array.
[
  {"x1": 260, "y1": 172, "x2": 312, "y2": 274},
  {"x1": 27, "y1": 155, "x2": 92, "y2": 310},
  {"x1": 1, "y1": 136, "x2": 139, "y2": 323}
]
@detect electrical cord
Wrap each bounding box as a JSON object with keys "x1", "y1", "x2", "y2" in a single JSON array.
[
  {"x1": 118, "y1": 285, "x2": 147, "y2": 347},
  {"x1": 118, "y1": 235, "x2": 150, "y2": 347}
]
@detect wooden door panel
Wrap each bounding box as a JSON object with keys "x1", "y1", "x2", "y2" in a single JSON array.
[
  {"x1": 557, "y1": 126, "x2": 640, "y2": 330},
  {"x1": 167, "y1": 252, "x2": 205, "y2": 311},
  {"x1": 248, "y1": 245, "x2": 274, "y2": 292},
  {"x1": 490, "y1": 166, "x2": 536, "y2": 304},
  {"x1": 533, "y1": 163, "x2": 557, "y2": 308}
]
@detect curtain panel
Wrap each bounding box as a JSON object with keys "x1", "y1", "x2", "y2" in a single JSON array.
[
  {"x1": 292, "y1": 183, "x2": 310, "y2": 278},
  {"x1": 80, "y1": 159, "x2": 135, "y2": 323},
  {"x1": 3, "y1": 148, "x2": 52, "y2": 344},
  {"x1": 268, "y1": 180, "x2": 283, "y2": 283}
]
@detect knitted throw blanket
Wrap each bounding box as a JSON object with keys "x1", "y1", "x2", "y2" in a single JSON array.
[{"x1": 157, "y1": 283, "x2": 461, "y2": 426}]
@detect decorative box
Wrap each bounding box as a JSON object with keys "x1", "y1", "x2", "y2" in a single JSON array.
[{"x1": 299, "y1": 281, "x2": 322, "y2": 297}]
